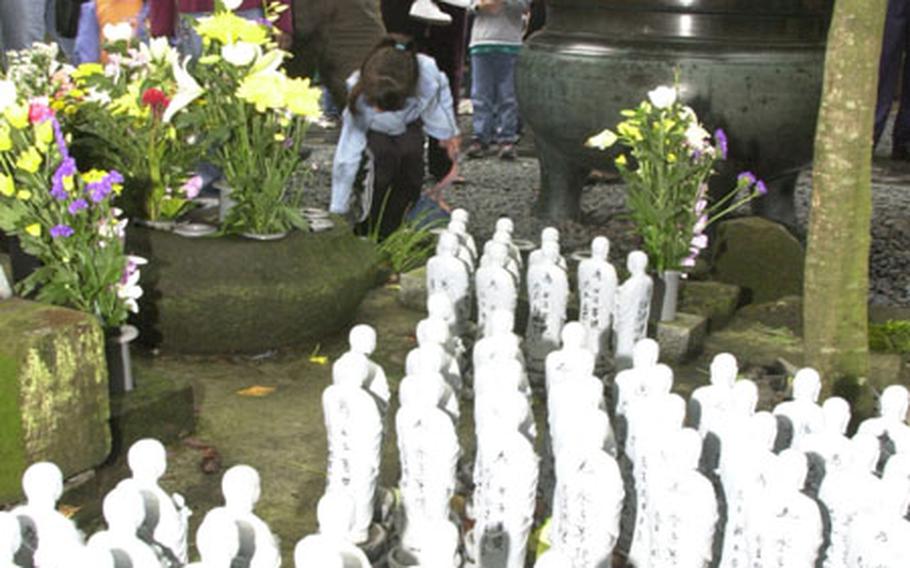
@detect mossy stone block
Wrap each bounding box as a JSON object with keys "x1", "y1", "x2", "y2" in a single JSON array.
[
  {"x1": 398, "y1": 266, "x2": 427, "y2": 312},
  {"x1": 109, "y1": 362, "x2": 195, "y2": 457},
  {"x1": 0, "y1": 299, "x2": 110, "y2": 504},
  {"x1": 678, "y1": 280, "x2": 743, "y2": 331},
  {"x1": 655, "y1": 312, "x2": 708, "y2": 363},
  {"x1": 710, "y1": 217, "x2": 804, "y2": 304},
  {"x1": 127, "y1": 224, "x2": 381, "y2": 354}
]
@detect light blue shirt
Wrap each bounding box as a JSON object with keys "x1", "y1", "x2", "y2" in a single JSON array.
[{"x1": 330, "y1": 54, "x2": 459, "y2": 214}]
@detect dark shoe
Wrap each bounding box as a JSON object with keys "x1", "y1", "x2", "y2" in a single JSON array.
[
  {"x1": 466, "y1": 141, "x2": 487, "y2": 159},
  {"x1": 498, "y1": 143, "x2": 516, "y2": 161},
  {"x1": 893, "y1": 142, "x2": 910, "y2": 161}
]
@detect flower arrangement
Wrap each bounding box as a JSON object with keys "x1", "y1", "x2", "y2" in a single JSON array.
[
  {"x1": 0, "y1": 81, "x2": 142, "y2": 327},
  {"x1": 172, "y1": 2, "x2": 323, "y2": 234},
  {"x1": 3, "y1": 42, "x2": 75, "y2": 100},
  {"x1": 66, "y1": 31, "x2": 208, "y2": 223},
  {"x1": 587, "y1": 84, "x2": 767, "y2": 274}
]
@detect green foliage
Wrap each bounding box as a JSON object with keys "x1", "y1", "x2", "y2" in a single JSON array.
[
  {"x1": 869, "y1": 320, "x2": 910, "y2": 353},
  {"x1": 366, "y1": 194, "x2": 445, "y2": 274}
]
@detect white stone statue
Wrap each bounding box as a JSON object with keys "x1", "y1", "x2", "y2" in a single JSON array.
[
  {"x1": 0, "y1": 512, "x2": 20, "y2": 568},
  {"x1": 612, "y1": 251, "x2": 653, "y2": 371},
  {"x1": 528, "y1": 227, "x2": 568, "y2": 272},
  {"x1": 578, "y1": 236, "x2": 618, "y2": 373},
  {"x1": 411, "y1": 520, "x2": 461, "y2": 568},
  {"x1": 819, "y1": 433, "x2": 883, "y2": 568},
  {"x1": 749, "y1": 450, "x2": 822, "y2": 568},
  {"x1": 689, "y1": 353, "x2": 738, "y2": 436},
  {"x1": 333, "y1": 325, "x2": 390, "y2": 415},
  {"x1": 801, "y1": 396, "x2": 853, "y2": 497},
  {"x1": 483, "y1": 232, "x2": 521, "y2": 283},
  {"x1": 11, "y1": 462, "x2": 84, "y2": 568},
  {"x1": 427, "y1": 231, "x2": 473, "y2": 334},
  {"x1": 0, "y1": 264, "x2": 11, "y2": 300},
  {"x1": 447, "y1": 218, "x2": 477, "y2": 268},
  {"x1": 773, "y1": 368, "x2": 825, "y2": 449},
  {"x1": 525, "y1": 242, "x2": 570, "y2": 378},
  {"x1": 471, "y1": 430, "x2": 539, "y2": 568},
  {"x1": 612, "y1": 338, "x2": 660, "y2": 420},
  {"x1": 185, "y1": 508, "x2": 239, "y2": 568},
  {"x1": 534, "y1": 549, "x2": 573, "y2": 568},
  {"x1": 405, "y1": 320, "x2": 463, "y2": 394},
  {"x1": 552, "y1": 448, "x2": 624, "y2": 568},
  {"x1": 475, "y1": 381, "x2": 537, "y2": 450},
  {"x1": 422, "y1": 292, "x2": 467, "y2": 367},
  {"x1": 87, "y1": 485, "x2": 164, "y2": 568},
  {"x1": 472, "y1": 309, "x2": 524, "y2": 371},
  {"x1": 847, "y1": 476, "x2": 910, "y2": 568},
  {"x1": 714, "y1": 378, "x2": 758, "y2": 479},
  {"x1": 883, "y1": 452, "x2": 910, "y2": 493},
  {"x1": 323, "y1": 357, "x2": 383, "y2": 545},
  {"x1": 549, "y1": 387, "x2": 613, "y2": 460},
  {"x1": 199, "y1": 465, "x2": 281, "y2": 568},
  {"x1": 649, "y1": 428, "x2": 717, "y2": 568},
  {"x1": 400, "y1": 353, "x2": 460, "y2": 422},
  {"x1": 544, "y1": 321, "x2": 597, "y2": 391},
  {"x1": 624, "y1": 364, "x2": 678, "y2": 462},
  {"x1": 72, "y1": 544, "x2": 116, "y2": 568},
  {"x1": 857, "y1": 384, "x2": 910, "y2": 456},
  {"x1": 475, "y1": 243, "x2": 518, "y2": 337},
  {"x1": 294, "y1": 492, "x2": 371, "y2": 568},
  {"x1": 118, "y1": 438, "x2": 191, "y2": 564},
  {"x1": 494, "y1": 217, "x2": 522, "y2": 269}
]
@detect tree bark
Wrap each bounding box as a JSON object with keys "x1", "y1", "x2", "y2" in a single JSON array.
[{"x1": 804, "y1": 0, "x2": 886, "y2": 415}]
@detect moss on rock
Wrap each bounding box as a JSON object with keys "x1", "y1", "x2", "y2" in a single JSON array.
[
  {"x1": 127, "y1": 224, "x2": 381, "y2": 354},
  {"x1": 678, "y1": 280, "x2": 743, "y2": 331},
  {"x1": 0, "y1": 299, "x2": 110, "y2": 504}
]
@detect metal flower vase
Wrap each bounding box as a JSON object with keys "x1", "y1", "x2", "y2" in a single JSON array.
[{"x1": 105, "y1": 324, "x2": 139, "y2": 394}]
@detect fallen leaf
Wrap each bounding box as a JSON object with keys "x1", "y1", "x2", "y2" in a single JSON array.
[
  {"x1": 385, "y1": 283, "x2": 402, "y2": 290},
  {"x1": 309, "y1": 355, "x2": 329, "y2": 365},
  {"x1": 236, "y1": 385, "x2": 276, "y2": 397},
  {"x1": 58, "y1": 504, "x2": 81, "y2": 518},
  {"x1": 200, "y1": 447, "x2": 222, "y2": 475}
]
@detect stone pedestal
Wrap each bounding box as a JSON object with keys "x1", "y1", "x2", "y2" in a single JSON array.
[
  {"x1": 0, "y1": 299, "x2": 111, "y2": 504},
  {"x1": 398, "y1": 266, "x2": 428, "y2": 312},
  {"x1": 679, "y1": 280, "x2": 743, "y2": 331},
  {"x1": 655, "y1": 312, "x2": 708, "y2": 363}
]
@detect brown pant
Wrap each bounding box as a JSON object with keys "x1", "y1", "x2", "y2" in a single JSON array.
[{"x1": 356, "y1": 121, "x2": 425, "y2": 240}]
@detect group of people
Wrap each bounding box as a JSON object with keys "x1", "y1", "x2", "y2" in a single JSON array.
[{"x1": 0, "y1": 0, "x2": 541, "y2": 240}]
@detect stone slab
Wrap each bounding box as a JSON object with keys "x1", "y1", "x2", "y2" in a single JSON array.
[
  {"x1": 678, "y1": 280, "x2": 743, "y2": 331},
  {"x1": 109, "y1": 361, "x2": 195, "y2": 457},
  {"x1": 709, "y1": 217, "x2": 804, "y2": 304},
  {"x1": 397, "y1": 265, "x2": 427, "y2": 312},
  {"x1": 655, "y1": 312, "x2": 708, "y2": 363},
  {"x1": 0, "y1": 299, "x2": 110, "y2": 504}
]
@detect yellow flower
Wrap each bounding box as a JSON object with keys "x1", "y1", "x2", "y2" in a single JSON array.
[
  {"x1": 283, "y1": 77, "x2": 323, "y2": 118},
  {"x1": 63, "y1": 175, "x2": 74, "y2": 191},
  {"x1": 16, "y1": 189, "x2": 31, "y2": 201},
  {"x1": 236, "y1": 71, "x2": 286, "y2": 112},
  {"x1": 0, "y1": 174, "x2": 13, "y2": 196},
  {"x1": 69, "y1": 88, "x2": 85, "y2": 99},
  {"x1": 4, "y1": 104, "x2": 29, "y2": 130},
  {"x1": 617, "y1": 121, "x2": 643, "y2": 142},
  {"x1": 585, "y1": 129, "x2": 618, "y2": 150},
  {"x1": 667, "y1": 153, "x2": 677, "y2": 164},
  {"x1": 615, "y1": 154, "x2": 628, "y2": 168},
  {"x1": 198, "y1": 54, "x2": 221, "y2": 65},
  {"x1": 34, "y1": 120, "x2": 54, "y2": 150},
  {"x1": 110, "y1": 84, "x2": 147, "y2": 118},
  {"x1": 274, "y1": 133, "x2": 286, "y2": 142},
  {"x1": 195, "y1": 12, "x2": 269, "y2": 46},
  {"x1": 112, "y1": 183, "x2": 123, "y2": 196},
  {"x1": 72, "y1": 63, "x2": 104, "y2": 79},
  {"x1": 661, "y1": 118, "x2": 676, "y2": 132},
  {"x1": 25, "y1": 223, "x2": 41, "y2": 237},
  {"x1": 83, "y1": 169, "x2": 108, "y2": 183},
  {"x1": 16, "y1": 147, "x2": 42, "y2": 174}
]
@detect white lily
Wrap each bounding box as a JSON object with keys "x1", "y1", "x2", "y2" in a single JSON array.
[
  {"x1": 684, "y1": 123, "x2": 710, "y2": 150},
  {"x1": 249, "y1": 49, "x2": 285, "y2": 76},
  {"x1": 140, "y1": 36, "x2": 175, "y2": 65},
  {"x1": 0, "y1": 80, "x2": 18, "y2": 113},
  {"x1": 585, "y1": 128, "x2": 618, "y2": 150},
  {"x1": 102, "y1": 22, "x2": 133, "y2": 43},
  {"x1": 221, "y1": 41, "x2": 260, "y2": 67},
  {"x1": 648, "y1": 85, "x2": 677, "y2": 109},
  {"x1": 163, "y1": 56, "x2": 204, "y2": 123},
  {"x1": 223, "y1": 0, "x2": 243, "y2": 10}
]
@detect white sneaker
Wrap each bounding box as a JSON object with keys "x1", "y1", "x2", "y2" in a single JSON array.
[
  {"x1": 409, "y1": 0, "x2": 452, "y2": 25},
  {"x1": 438, "y1": 0, "x2": 470, "y2": 7}
]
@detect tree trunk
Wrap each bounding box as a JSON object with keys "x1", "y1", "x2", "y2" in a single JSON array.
[{"x1": 804, "y1": 0, "x2": 886, "y2": 416}]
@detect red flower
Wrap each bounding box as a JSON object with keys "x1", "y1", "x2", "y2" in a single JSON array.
[
  {"x1": 28, "y1": 102, "x2": 55, "y2": 124},
  {"x1": 141, "y1": 88, "x2": 170, "y2": 114}
]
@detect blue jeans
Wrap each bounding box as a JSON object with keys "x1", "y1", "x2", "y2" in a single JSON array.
[
  {"x1": 471, "y1": 51, "x2": 519, "y2": 145},
  {"x1": 176, "y1": 8, "x2": 263, "y2": 60},
  {"x1": 73, "y1": 1, "x2": 100, "y2": 64},
  {"x1": 875, "y1": 0, "x2": 910, "y2": 151},
  {"x1": 0, "y1": 0, "x2": 74, "y2": 58}
]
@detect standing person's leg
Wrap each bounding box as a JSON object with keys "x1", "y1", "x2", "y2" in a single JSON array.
[
  {"x1": 21, "y1": 0, "x2": 48, "y2": 47},
  {"x1": 892, "y1": 5, "x2": 910, "y2": 158},
  {"x1": 874, "y1": 0, "x2": 908, "y2": 147},
  {"x1": 47, "y1": 0, "x2": 75, "y2": 60},
  {"x1": 74, "y1": 1, "x2": 101, "y2": 64},
  {"x1": 469, "y1": 52, "x2": 496, "y2": 156},
  {"x1": 494, "y1": 51, "x2": 520, "y2": 159},
  {"x1": 1, "y1": 0, "x2": 31, "y2": 51}
]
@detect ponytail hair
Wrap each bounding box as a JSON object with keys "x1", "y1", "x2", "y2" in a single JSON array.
[{"x1": 347, "y1": 34, "x2": 420, "y2": 115}]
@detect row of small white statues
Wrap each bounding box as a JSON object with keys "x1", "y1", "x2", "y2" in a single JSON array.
[
  {"x1": 317, "y1": 210, "x2": 910, "y2": 568},
  {"x1": 429, "y1": 209, "x2": 653, "y2": 378}
]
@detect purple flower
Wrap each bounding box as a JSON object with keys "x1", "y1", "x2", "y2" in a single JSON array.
[
  {"x1": 51, "y1": 157, "x2": 77, "y2": 200},
  {"x1": 755, "y1": 180, "x2": 768, "y2": 195},
  {"x1": 180, "y1": 175, "x2": 203, "y2": 200},
  {"x1": 50, "y1": 224, "x2": 74, "y2": 238},
  {"x1": 52, "y1": 117, "x2": 69, "y2": 159},
  {"x1": 714, "y1": 129, "x2": 728, "y2": 159},
  {"x1": 85, "y1": 170, "x2": 124, "y2": 203},
  {"x1": 737, "y1": 171, "x2": 757, "y2": 187},
  {"x1": 68, "y1": 198, "x2": 88, "y2": 214}
]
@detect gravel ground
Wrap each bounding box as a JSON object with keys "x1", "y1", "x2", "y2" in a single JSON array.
[{"x1": 297, "y1": 117, "x2": 910, "y2": 309}]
